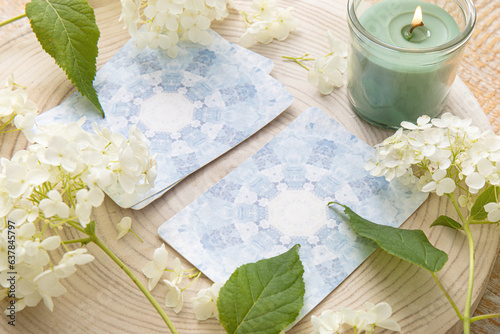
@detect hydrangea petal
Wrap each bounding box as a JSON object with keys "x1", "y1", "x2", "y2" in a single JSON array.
[{"x1": 465, "y1": 172, "x2": 485, "y2": 190}]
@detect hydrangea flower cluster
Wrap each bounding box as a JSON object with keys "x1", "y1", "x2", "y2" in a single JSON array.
[
  {"x1": 307, "y1": 31, "x2": 348, "y2": 95},
  {"x1": 0, "y1": 116, "x2": 156, "y2": 313},
  {"x1": 119, "y1": 0, "x2": 233, "y2": 57},
  {"x1": 0, "y1": 75, "x2": 38, "y2": 142},
  {"x1": 364, "y1": 113, "x2": 500, "y2": 213},
  {"x1": 312, "y1": 302, "x2": 401, "y2": 334},
  {"x1": 239, "y1": 0, "x2": 299, "y2": 48},
  {"x1": 284, "y1": 30, "x2": 347, "y2": 95},
  {"x1": 142, "y1": 243, "x2": 201, "y2": 313}
]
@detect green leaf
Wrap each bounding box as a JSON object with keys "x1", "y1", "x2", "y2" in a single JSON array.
[
  {"x1": 430, "y1": 215, "x2": 462, "y2": 230},
  {"x1": 83, "y1": 221, "x2": 96, "y2": 238},
  {"x1": 330, "y1": 202, "x2": 448, "y2": 272},
  {"x1": 26, "y1": 0, "x2": 103, "y2": 116},
  {"x1": 470, "y1": 186, "x2": 498, "y2": 221},
  {"x1": 217, "y1": 244, "x2": 305, "y2": 334}
]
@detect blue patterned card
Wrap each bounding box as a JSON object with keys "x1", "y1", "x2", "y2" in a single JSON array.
[
  {"x1": 158, "y1": 107, "x2": 428, "y2": 323},
  {"x1": 36, "y1": 29, "x2": 292, "y2": 208}
]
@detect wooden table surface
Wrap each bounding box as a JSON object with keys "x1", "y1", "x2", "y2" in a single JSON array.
[{"x1": 0, "y1": 0, "x2": 498, "y2": 333}]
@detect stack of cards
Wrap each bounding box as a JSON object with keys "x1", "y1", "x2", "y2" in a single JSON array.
[
  {"x1": 36, "y1": 29, "x2": 294, "y2": 209},
  {"x1": 159, "y1": 107, "x2": 428, "y2": 323}
]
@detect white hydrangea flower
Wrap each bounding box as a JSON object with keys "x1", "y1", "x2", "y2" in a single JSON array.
[
  {"x1": 75, "y1": 188, "x2": 105, "y2": 226},
  {"x1": 192, "y1": 282, "x2": 223, "y2": 320},
  {"x1": 0, "y1": 75, "x2": 38, "y2": 139},
  {"x1": 341, "y1": 307, "x2": 376, "y2": 331},
  {"x1": 250, "y1": 0, "x2": 276, "y2": 21},
  {"x1": 421, "y1": 169, "x2": 456, "y2": 196},
  {"x1": 465, "y1": 172, "x2": 485, "y2": 194},
  {"x1": 361, "y1": 302, "x2": 401, "y2": 332},
  {"x1": 32, "y1": 270, "x2": 67, "y2": 312},
  {"x1": 366, "y1": 113, "x2": 500, "y2": 198},
  {"x1": 0, "y1": 113, "x2": 155, "y2": 313},
  {"x1": 85, "y1": 167, "x2": 116, "y2": 190},
  {"x1": 142, "y1": 244, "x2": 169, "y2": 290},
  {"x1": 169, "y1": 257, "x2": 185, "y2": 285},
  {"x1": 157, "y1": 0, "x2": 185, "y2": 15},
  {"x1": 312, "y1": 302, "x2": 400, "y2": 333},
  {"x1": 14, "y1": 112, "x2": 37, "y2": 142},
  {"x1": 307, "y1": 54, "x2": 346, "y2": 95},
  {"x1": 120, "y1": 0, "x2": 141, "y2": 36},
  {"x1": 3, "y1": 161, "x2": 49, "y2": 199},
  {"x1": 116, "y1": 216, "x2": 132, "y2": 240},
  {"x1": 180, "y1": 13, "x2": 212, "y2": 45},
  {"x1": 39, "y1": 190, "x2": 70, "y2": 219},
  {"x1": 364, "y1": 158, "x2": 386, "y2": 178},
  {"x1": 292, "y1": 30, "x2": 347, "y2": 95},
  {"x1": 269, "y1": 7, "x2": 299, "y2": 41},
  {"x1": 431, "y1": 112, "x2": 480, "y2": 140},
  {"x1": 311, "y1": 309, "x2": 342, "y2": 334},
  {"x1": 54, "y1": 248, "x2": 95, "y2": 279},
  {"x1": 241, "y1": 21, "x2": 274, "y2": 46},
  {"x1": 7, "y1": 198, "x2": 39, "y2": 225},
  {"x1": 41, "y1": 135, "x2": 79, "y2": 172},
  {"x1": 484, "y1": 202, "x2": 500, "y2": 222},
  {"x1": 120, "y1": 0, "x2": 231, "y2": 57},
  {"x1": 0, "y1": 80, "x2": 156, "y2": 315},
  {"x1": 327, "y1": 30, "x2": 348, "y2": 58},
  {"x1": 239, "y1": 0, "x2": 299, "y2": 48},
  {"x1": 401, "y1": 115, "x2": 432, "y2": 130},
  {"x1": 23, "y1": 236, "x2": 61, "y2": 266},
  {"x1": 59, "y1": 248, "x2": 95, "y2": 267},
  {"x1": 163, "y1": 279, "x2": 183, "y2": 313}
]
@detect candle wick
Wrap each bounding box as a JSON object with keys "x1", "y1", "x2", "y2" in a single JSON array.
[{"x1": 409, "y1": 22, "x2": 424, "y2": 36}]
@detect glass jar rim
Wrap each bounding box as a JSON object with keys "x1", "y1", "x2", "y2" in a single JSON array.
[{"x1": 347, "y1": 0, "x2": 476, "y2": 54}]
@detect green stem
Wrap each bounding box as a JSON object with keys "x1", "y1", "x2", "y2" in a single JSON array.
[
  {"x1": 65, "y1": 220, "x2": 86, "y2": 233},
  {"x1": 130, "y1": 229, "x2": 144, "y2": 242},
  {"x1": 241, "y1": 11, "x2": 252, "y2": 27},
  {"x1": 470, "y1": 220, "x2": 498, "y2": 225},
  {"x1": 471, "y1": 313, "x2": 500, "y2": 322},
  {"x1": 62, "y1": 237, "x2": 92, "y2": 244},
  {"x1": 0, "y1": 13, "x2": 27, "y2": 28},
  {"x1": 90, "y1": 235, "x2": 178, "y2": 334},
  {"x1": 0, "y1": 115, "x2": 15, "y2": 131},
  {"x1": 181, "y1": 271, "x2": 201, "y2": 291},
  {"x1": 0, "y1": 128, "x2": 21, "y2": 134},
  {"x1": 447, "y1": 193, "x2": 466, "y2": 224},
  {"x1": 462, "y1": 221, "x2": 475, "y2": 334},
  {"x1": 281, "y1": 55, "x2": 313, "y2": 71},
  {"x1": 432, "y1": 272, "x2": 463, "y2": 320}
]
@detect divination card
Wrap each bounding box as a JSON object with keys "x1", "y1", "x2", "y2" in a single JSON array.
[
  {"x1": 36, "y1": 29, "x2": 293, "y2": 208},
  {"x1": 158, "y1": 107, "x2": 428, "y2": 323}
]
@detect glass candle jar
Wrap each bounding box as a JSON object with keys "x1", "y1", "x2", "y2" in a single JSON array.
[{"x1": 347, "y1": 0, "x2": 476, "y2": 129}]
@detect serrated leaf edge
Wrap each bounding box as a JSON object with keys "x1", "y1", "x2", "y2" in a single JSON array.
[
  {"x1": 218, "y1": 245, "x2": 304, "y2": 334},
  {"x1": 26, "y1": 0, "x2": 104, "y2": 116},
  {"x1": 329, "y1": 202, "x2": 449, "y2": 272}
]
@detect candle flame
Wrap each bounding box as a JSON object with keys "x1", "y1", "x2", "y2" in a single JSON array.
[{"x1": 412, "y1": 6, "x2": 423, "y2": 26}]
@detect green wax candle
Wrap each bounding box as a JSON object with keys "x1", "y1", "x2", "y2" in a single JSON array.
[
  {"x1": 347, "y1": 0, "x2": 464, "y2": 129},
  {"x1": 360, "y1": 1, "x2": 459, "y2": 48}
]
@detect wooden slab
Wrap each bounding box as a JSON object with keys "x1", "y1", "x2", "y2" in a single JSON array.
[{"x1": 0, "y1": 0, "x2": 498, "y2": 333}]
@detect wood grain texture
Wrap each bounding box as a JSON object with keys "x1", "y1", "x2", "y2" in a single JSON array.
[{"x1": 0, "y1": 0, "x2": 498, "y2": 333}]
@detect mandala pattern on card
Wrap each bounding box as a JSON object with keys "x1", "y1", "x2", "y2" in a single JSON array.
[
  {"x1": 159, "y1": 107, "x2": 428, "y2": 322},
  {"x1": 36, "y1": 30, "x2": 292, "y2": 208}
]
